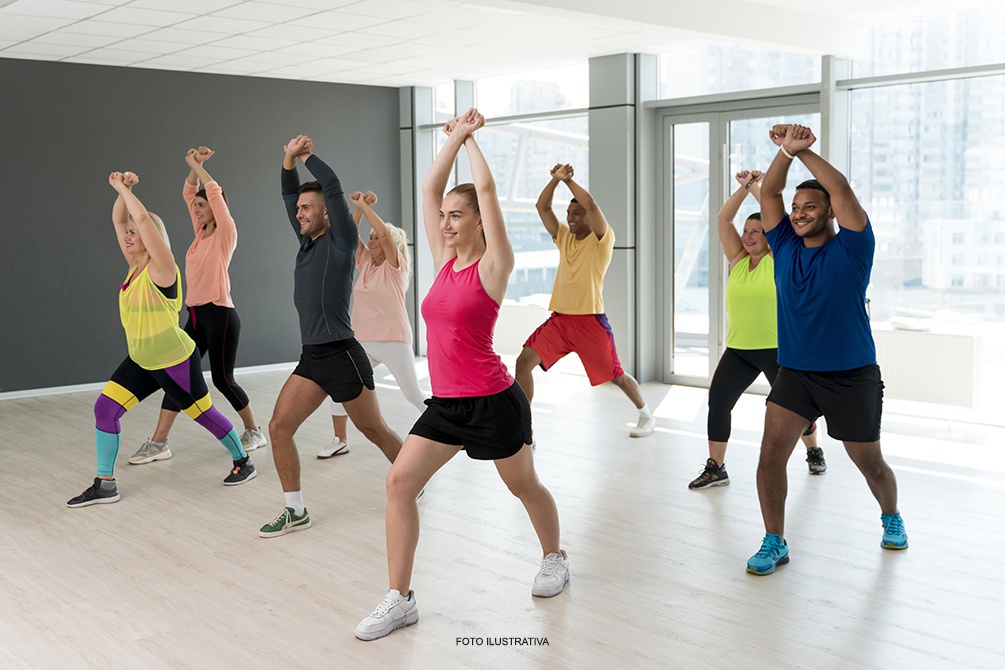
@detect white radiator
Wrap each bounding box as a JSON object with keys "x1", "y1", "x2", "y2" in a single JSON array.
[{"x1": 873, "y1": 328, "x2": 981, "y2": 407}]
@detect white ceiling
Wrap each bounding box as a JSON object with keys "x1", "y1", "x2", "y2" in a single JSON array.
[{"x1": 0, "y1": 0, "x2": 1000, "y2": 87}]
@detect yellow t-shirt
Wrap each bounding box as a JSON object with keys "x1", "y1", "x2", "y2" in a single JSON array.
[
  {"x1": 725, "y1": 255, "x2": 777, "y2": 350},
  {"x1": 119, "y1": 265, "x2": 196, "y2": 370},
  {"x1": 547, "y1": 224, "x2": 614, "y2": 315}
]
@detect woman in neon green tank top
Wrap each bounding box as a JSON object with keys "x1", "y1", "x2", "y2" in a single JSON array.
[
  {"x1": 67, "y1": 171, "x2": 257, "y2": 508},
  {"x1": 688, "y1": 171, "x2": 824, "y2": 490}
]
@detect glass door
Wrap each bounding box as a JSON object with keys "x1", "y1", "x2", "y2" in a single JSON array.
[{"x1": 660, "y1": 103, "x2": 819, "y2": 386}]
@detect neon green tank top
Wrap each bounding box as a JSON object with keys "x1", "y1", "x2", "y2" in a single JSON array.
[
  {"x1": 119, "y1": 265, "x2": 196, "y2": 370},
  {"x1": 725, "y1": 255, "x2": 777, "y2": 350}
]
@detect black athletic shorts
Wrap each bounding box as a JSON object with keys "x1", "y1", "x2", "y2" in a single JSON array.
[
  {"x1": 409, "y1": 382, "x2": 533, "y2": 460},
  {"x1": 767, "y1": 364, "x2": 884, "y2": 443},
  {"x1": 292, "y1": 338, "x2": 374, "y2": 403}
]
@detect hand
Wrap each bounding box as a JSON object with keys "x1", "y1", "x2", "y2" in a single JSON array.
[
  {"x1": 122, "y1": 171, "x2": 139, "y2": 188},
  {"x1": 196, "y1": 146, "x2": 214, "y2": 163},
  {"x1": 185, "y1": 148, "x2": 200, "y2": 168},
  {"x1": 284, "y1": 135, "x2": 308, "y2": 157},
  {"x1": 768, "y1": 124, "x2": 792, "y2": 147},
  {"x1": 364, "y1": 190, "x2": 378, "y2": 206},
  {"x1": 551, "y1": 163, "x2": 573, "y2": 182},
  {"x1": 450, "y1": 108, "x2": 484, "y2": 137},
  {"x1": 442, "y1": 117, "x2": 458, "y2": 136},
  {"x1": 785, "y1": 125, "x2": 816, "y2": 154},
  {"x1": 349, "y1": 191, "x2": 367, "y2": 209},
  {"x1": 299, "y1": 136, "x2": 314, "y2": 155},
  {"x1": 735, "y1": 170, "x2": 762, "y2": 187},
  {"x1": 109, "y1": 172, "x2": 126, "y2": 190}
]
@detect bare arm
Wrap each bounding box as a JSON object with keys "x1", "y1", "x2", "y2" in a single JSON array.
[
  {"x1": 349, "y1": 190, "x2": 367, "y2": 265},
  {"x1": 463, "y1": 131, "x2": 512, "y2": 304},
  {"x1": 760, "y1": 125, "x2": 804, "y2": 232},
  {"x1": 718, "y1": 170, "x2": 762, "y2": 265},
  {"x1": 535, "y1": 164, "x2": 566, "y2": 238},
  {"x1": 350, "y1": 191, "x2": 399, "y2": 268},
  {"x1": 562, "y1": 172, "x2": 609, "y2": 239},
  {"x1": 422, "y1": 118, "x2": 468, "y2": 270},
  {"x1": 110, "y1": 172, "x2": 175, "y2": 286},
  {"x1": 795, "y1": 146, "x2": 867, "y2": 232},
  {"x1": 111, "y1": 172, "x2": 137, "y2": 263}
]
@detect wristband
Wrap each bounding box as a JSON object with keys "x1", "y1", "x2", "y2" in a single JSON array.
[{"x1": 780, "y1": 146, "x2": 796, "y2": 160}]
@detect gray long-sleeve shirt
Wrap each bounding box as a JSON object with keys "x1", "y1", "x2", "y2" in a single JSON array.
[{"x1": 281, "y1": 155, "x2": 357, "y2": 345}]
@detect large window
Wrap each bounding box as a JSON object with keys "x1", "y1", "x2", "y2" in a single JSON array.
[
  {"x1": 852, "y1": 7, "x2": 1005, "y2": 77},
  {"x1": 475, "y1": 64, "x2": 588, "y2": 118},
  {"x1": 478, "y1": 116, "x2": 589, "y2": 304},
  {"x1": 658, "y1": 41, "x2": 819, "y2": 99}
]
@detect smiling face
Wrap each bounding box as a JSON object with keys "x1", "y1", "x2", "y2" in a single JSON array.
[
  {"x1": 790, "y1": 188, "x2": 833, "y2": 244},
  {"x1": 193, "y1": 196, "x2": 215, "y2": 228},
  {"x1": 367, "y1": 231, "x2": 385, "y2": 263},
  {"x1": 741, "y1": 217, "x2": 769, "y2": 256},
  {"x1": 567, "y1": 200, "x2": 589, "y2": 239},
  {"x1": 122, "y1": 223, "x2": 146, "y2": 256},
  {"x1": 296, "y1": 191, "x2": 329, "y2": 238},
  {"x1": 439, "y1": 191, "x2": 482, "y2": 250}
]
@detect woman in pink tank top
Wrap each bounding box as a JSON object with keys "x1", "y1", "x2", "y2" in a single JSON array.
[{"x1": 355, "y1": 109, "x2": 569, "y2": 642}]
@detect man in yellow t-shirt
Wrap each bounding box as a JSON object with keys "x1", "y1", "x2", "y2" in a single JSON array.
[{"x1": 515, "y1": 164, "x2": 654, "y2": 437}]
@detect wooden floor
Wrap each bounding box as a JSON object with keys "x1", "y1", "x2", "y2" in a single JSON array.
[{"x1": 1, "y1": 364, "x2": 1003, "y2": 670}]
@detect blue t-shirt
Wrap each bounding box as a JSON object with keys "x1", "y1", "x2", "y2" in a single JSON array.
[{"x1": 764, "y1": 214, "x2": 876, "y2": 371}]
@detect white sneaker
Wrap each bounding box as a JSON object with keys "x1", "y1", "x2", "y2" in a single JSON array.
[
  {"x1": 532, "y1": 550, "x2": 570, "y2": 597},
  {"x1": 630, "y1": 413, "x2": 655, "y2": 438},
  {"x1": 355, "y1": 589, "x2": 419, "y2": 641},
  {"x1": 318, "y1": 438, "x2": 350, "y2": 459},
  {"x1": 128, "y1": 439, "x2": 172, "y2": 465},
  {"x1": 240, "y1": 427, "x2": 267, "y2": 452}
]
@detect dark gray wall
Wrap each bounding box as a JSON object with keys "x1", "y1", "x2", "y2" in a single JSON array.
[{"x1": 0, "y1": 58, "x2": 401, "y2": 393}]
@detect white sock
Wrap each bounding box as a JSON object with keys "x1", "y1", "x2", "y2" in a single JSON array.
[
  {"x1": 639, "y1": 403, "x2": 652, "y2": 418},
  {"x1": 284, "y1": 491, "x2": 305, "y2": 516}
]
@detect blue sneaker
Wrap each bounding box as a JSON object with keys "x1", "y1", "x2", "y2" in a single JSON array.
[
  {"x1": 881, "y1": 512, "x2": 908, "y2": 549},
  {"x1": 746, "y1": 533, "x2": 789, "y2": 575}
]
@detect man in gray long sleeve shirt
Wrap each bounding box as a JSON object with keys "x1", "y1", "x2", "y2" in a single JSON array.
[{"x1": 258, "y1": 134, "x2": 403, "y2": 539}]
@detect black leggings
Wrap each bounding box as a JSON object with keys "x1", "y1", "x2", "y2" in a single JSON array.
[
  {"x1": 708, "y1": 348, "x2": 781, "y2": 443},
  {"x1": 162, "y1": 303, "x2": 249, "y2": 413}
]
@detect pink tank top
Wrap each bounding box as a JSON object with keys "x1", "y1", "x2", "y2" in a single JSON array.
[{"x1": 421, "y1": 258, "x2": 514, "y2": 398}]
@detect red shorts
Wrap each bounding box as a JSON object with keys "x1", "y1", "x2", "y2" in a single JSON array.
[{"x1": 523, "y1": 312, "x2": 624, "y2": 386}]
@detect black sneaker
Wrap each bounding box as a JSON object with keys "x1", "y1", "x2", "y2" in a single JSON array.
[
  {"x1": 67, "y1": 477, "x2": 120, "y2": 508},
  {"x1": 806, "y1": 447, "x2": 827, "y2": 475},
  {"x1": 224, "y1": 458, "x2": 257, "y2": 486},
  {"x1": 689, "y1": 458, "x2": 730, "y2": 489}
]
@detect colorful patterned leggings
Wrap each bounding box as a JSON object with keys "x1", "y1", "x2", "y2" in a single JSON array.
[{"x1": 93, "y1": 351, "x2": 245, "y2": 476}]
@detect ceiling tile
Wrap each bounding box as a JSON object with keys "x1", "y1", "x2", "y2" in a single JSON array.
[
  {"x1": 92, "y1": 7, "x2": 196, "y2": 27},
  {"x1": 211, "y1": 34, "x2": 293, "y2": 51},
  {"x1": 2, "y1": 41, "x2": 89, "y2": 57},
  {"x1": 235, "y1": 50, "x2": 312, "y2": 65},
  {"x1": 242, "y1": 23, "x2": 336, "y2": 42},
  {"x1": 340, "y1": 0, "x2": 439, "y2": 21},
  {"x1": 358, "y1": 20, "x2": 441, "y2": 39},
  {"x1": 312, "y1": 31, "x2": 404, "y2": 49},
  {"x1": 0, "y1": 0, "x2": 110, "y2": 20},
  {"x1": 272, "y1": 42, "x2": 356, "y2": 58},
  {"x1": 67, "y1": 46, "x2": 148, "y2": 62},
  {"x1": 107, "y1": 38, "x2": 186, "y2": 54},
  {"x1": 172, "y1": 15, "x2": 270, "y2": 35},
  {"x1": 174, "y1": 44, "x2": 258, "y2": 60},
  {"x1": 290, "y1": 10, "x2": 386, "y2": 32},
  {"x1": 138, "y1": 52, "x2": 224, "y2": 69},
  {"x1": 31, "y1": 30, "x2": 123, "y2": 47},
  {"x1": 139, "y1": 27, "x2": 230, "y2": 45},
  {"x1": 195, "y1": 60, "x2": 269, "y2": 74},
  {"x1": 59, "y1": 20, "x2": 154, "y2": 38},
  {"x1": 254, "y1": 0, "x2": 360, "y2": 10},
  {"x1": 0, "y1": 15, "x2": 74, "y2": 41},
  {"x1": 211, "y1": 2, "x2": 317, "y2": 23},
  {"x1": 128, "y1": 0, "x2": 241, "y2": 13}
]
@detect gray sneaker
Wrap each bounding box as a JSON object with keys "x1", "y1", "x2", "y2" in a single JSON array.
[
  {"x1": 128, "y1": 439, "x2": 172, "y2": 465},
  {"x1": 240, "y1": 427, "x2": 267, "y2": 452}
]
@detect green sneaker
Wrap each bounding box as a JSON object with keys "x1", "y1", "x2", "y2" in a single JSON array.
[{"x1": 259, "y1": 506, "x2": 311, "y2": 538}]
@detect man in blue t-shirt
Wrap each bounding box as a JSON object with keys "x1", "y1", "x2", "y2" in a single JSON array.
[{"x1": 745, "y1": 124, "x2": 908, "y2": 576}]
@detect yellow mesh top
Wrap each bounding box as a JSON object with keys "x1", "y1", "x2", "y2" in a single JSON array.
[{"x1": 119, "y1": 265, "x2": 196, "y2": 370}]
